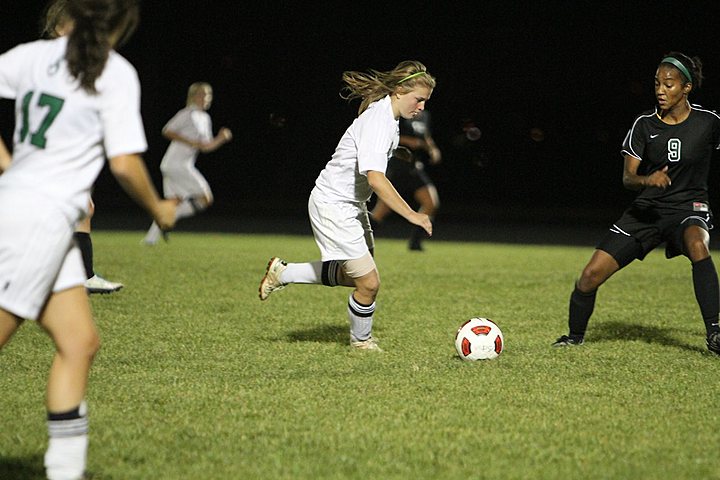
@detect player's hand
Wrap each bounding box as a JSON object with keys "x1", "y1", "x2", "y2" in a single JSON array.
[
  {"x1": 411, "y1": 212, "x2": 432, "y2": 237},
  {"x1": 645, "y1": 166, "x2": 671, "y2": 189},
  {"x1": 219, "y1": 127, "x2": 233, "y2": 142},
  {"x1": 428, "y1": 146, "x2": 442, "y2": 164},
  {"x1": 154, "y1": 199, "x2": 178, "y2": 231}
]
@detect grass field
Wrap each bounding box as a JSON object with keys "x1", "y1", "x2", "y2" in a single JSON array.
[{"x1": 2, "y1": 230, "x2": 720, "y2": 479}]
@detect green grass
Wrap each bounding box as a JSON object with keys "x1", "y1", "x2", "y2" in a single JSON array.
[{"x1": 2, "y1": 231, "x2": 720, "y2": 479}]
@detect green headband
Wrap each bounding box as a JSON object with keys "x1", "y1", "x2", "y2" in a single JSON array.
[
  {"x1": 661, "y1": 57, "x2": 693, "y2": 84},
  {"x1": 398, "y1": 71, "x2": 426, "y2": 84}
]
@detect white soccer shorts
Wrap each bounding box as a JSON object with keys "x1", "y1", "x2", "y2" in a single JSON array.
[
  {"x1": 308, "y1": 192, "x2": 374, "y2": 261},
  {"x1": 0, "y1": 192, "x2": 85, "y2": 320}
]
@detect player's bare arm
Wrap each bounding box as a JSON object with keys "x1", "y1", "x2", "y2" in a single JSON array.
[
  {"x1": 622, "y1": 154, "x2": 671, "y2": 191},
  {"x1": 109, "y1": 153, "x2": 177, "y2": 230},
  {"x1": 0, "y1": 136, "x2": 11, "y2": 173},
  {"x1": 367, "y1": 170, "x2": 432, "y2": 236},
  {"x1": 163, "y1": 127, "x2": 232, "y2": 153}
]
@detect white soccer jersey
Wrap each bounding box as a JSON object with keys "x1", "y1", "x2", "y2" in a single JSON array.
[
  {"x1": 313, "y1": 95, "x2": 399, "y2": 203},
  {"x1": 159, "y1": 106, "x2": 213, "y2": 172},
  {"x1": 0, "y1": 36, "x2": 147, "y2": 223}
]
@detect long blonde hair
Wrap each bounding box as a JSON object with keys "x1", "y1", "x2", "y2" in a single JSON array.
[{"x1": 340, "y1": 60, "x2": 436, "y2": 115}]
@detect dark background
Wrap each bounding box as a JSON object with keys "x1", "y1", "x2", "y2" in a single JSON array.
[{"x1": 3, "y1": 1, "x2": 720, "y2": 239}]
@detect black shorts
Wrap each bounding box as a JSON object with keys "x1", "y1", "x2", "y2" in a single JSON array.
[
  {"x1": 597, "y1": 203, "x2": 713, "y2": 268},
  {"x1": 386, "y1": 158, "x2": 433, "y2": 198}
]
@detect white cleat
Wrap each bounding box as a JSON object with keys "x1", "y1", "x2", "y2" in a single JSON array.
[
  {"x1": 350, "y1": 336, "x2": 382, "y2": 352},
  {"x1": 85, "y1": 274, "x2": 124, "y2": 294},
  {"x1": 259, "y1": 257, "x2": 287, "y2": 301}
]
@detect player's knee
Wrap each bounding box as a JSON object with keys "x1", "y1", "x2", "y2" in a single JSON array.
[
  {"x1": 685, "y1": 240, "x2": 710, "y2": 262},
  {"x1": 60, "y1": 330, "x2": 100, "y2": 362},
  {"x1": 190, "y1": 196, "x2": 211, "y2": 212},
  {"x1": 356, "y1": 276, "x2": 380, "y2": 299},
  {"x1": 578, "y1": 265, "x2": 605, "y2": 291}
]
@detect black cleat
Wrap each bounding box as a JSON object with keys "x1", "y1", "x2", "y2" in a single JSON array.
[
  {"x1": 706, "y1": 332, "x2": 720, "y2": 355},
  {"x1": 552, "y1": 334, "x2": 584, "y2": 347}
]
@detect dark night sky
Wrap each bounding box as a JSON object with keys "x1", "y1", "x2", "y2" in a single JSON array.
[{"x1": 3, "y1": 1, "x2": 720, "y2": 225}]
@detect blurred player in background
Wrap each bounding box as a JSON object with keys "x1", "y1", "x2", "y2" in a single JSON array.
[
  {"x1": 553, "y1": 52, "x2": 720, "y2": 356},
  {"x1": 259, "y1": 61, "x2": 435, "y2": 351},
  {"x1": 0, "y1": 1, "x2": 176, "y2": 478},
  {"x1": 42, "y1": 0, "x2": 124, "y2": 293},
  {"x1": 371, "y1": 109, "x2": 441, "y2": 251},
  {"x1": 142, "y1": 82, "x2": 233, "y2": 245}
]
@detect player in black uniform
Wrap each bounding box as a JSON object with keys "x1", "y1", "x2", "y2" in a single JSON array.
[
  {"x1": 553, "y1": 52, "x2": 720, "y2": 355},
  {"x1": 371, "y1": 110, "x2": 441, "y2": 250}
]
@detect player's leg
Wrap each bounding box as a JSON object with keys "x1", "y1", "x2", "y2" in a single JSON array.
[
  {"x1": 77, "y1": 200, "x2": 124, "y2": 294},
  {"x1": 0, "y1": 309, "x2": 22, "y2": 348},
  {"x1": 258, "y1": 257, "x2": 360, "y2": 301},
  {"x1": 370, "y1": 198, "x2": 392, "y2": 223},
  {"x1": 39, "y1": 287, "x2": 99, "y2": 480},
  {"x1": 680, "y1": 223, "x2": 720, "y2": 353},
  {"x1": 553, "y1": 250, "x2": 625, "y2": 347},
  {"x1": 173, "y1": 168, "x2": 213, "y2": 223},
  {"x1": 344, "y1": 254, "x2": 381, "y2": 350},
  {"x1": 75, "y1": 210, "x2": 93, "y2": 280},
  {"x1": 554, "y1": 217, "x2": 647, "y2": 347},
  {"x1": 176, "y1": 194, "x2": 212, "y2": 221}
]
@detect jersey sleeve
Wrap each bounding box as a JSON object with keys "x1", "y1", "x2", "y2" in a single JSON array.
[
  {"x1": 355, "y1": 110, "x2": 395, "y2": 176},
  {"x1": 190, "y1": 110, "x2": 213, "y2": 142},
  {"x1": 621, "y1": 116, "x2": 648, "y2": 160},
  {"x1": 0, "y1": 43, "x2": 30, "y2": 99},
  {"x1": 712, "y1": 112, "x2": 720, "y2": 150},
  {"x1": 99, "y1": 55, "x2": 147, "y2": 158},
  {"x1": 163, "y1": 108, "x2": 189, "y2": 134}
]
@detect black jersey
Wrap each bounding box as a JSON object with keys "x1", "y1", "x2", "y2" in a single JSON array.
[
  {"x1": 400, "y1": 110, "x2": 432, "y2": 163},
  {"x1": 621, "y1": 105, "x2": 720, "y2": 209}
]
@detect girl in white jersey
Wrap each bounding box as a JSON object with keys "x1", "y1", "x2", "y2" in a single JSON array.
[
  {"x1": 0, "y1": 1, "x2": 176, "y2": 478},
  {"x1": 42, "y1": 0, "x2": 125, "y2": 294},
  {"x1": 259, "y1": 61, "x2": 435, "y2": 351},
  {"x1": 142, "y1": 82, "x2": 233, "y2": 245}
]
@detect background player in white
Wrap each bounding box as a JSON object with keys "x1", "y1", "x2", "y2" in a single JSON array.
[
  {"x1": 259, "y1": 61, "x2": 435, "y2": 351},
  {"x1": 553, "y1": 52, "x2": 720, "y2": 355},
  {"x1": 143, "y1": 82, "x2": 233, "y2": 245},
  {"x1": 0, "y1": 1, "x2": 176, "y2": 478}
]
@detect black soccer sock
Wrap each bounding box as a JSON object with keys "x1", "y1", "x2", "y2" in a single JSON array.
[
  {"x1": 74, "y1": 232, "x2": 93, "y2": 279},
  {"x1": 409, "y1": 225, "x2": 427, "y2": 250},
  {"x1": 568, "y1": 285, "x2": 597, "y2": 338},
  {"x1": 691, "y1": 256, "x2": 720, "y2": 335},
  {"x1": 321, "y1": 260, "x2": 342, "y2": 287}
]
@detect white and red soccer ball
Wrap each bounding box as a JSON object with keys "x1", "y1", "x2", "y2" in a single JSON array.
[{"x1": 455, "y1": 317, "x2": 504, "y2": 360}]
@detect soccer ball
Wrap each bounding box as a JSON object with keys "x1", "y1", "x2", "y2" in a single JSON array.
[{"x1": 455, "y1": 317, "x2": 504, "y2": 360}]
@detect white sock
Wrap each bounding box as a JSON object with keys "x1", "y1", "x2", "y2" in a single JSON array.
[
  {"x1": 281, "y1": 261, "x2": 323, "y2": 284},
  {"x1": 45, "y1": 435, "x2": 89, "y2": 480},
  {"x1": 176, "y1": 199, "x2": 196, "y2": 220},
  {"x1": 348, "y1": 293, "x2": 375, "y2": 342},
  {"x1": 45, "y1": 402, "x2": 89, "y2": 480},
  {"x1": 144, "y1": 221, "x2": 162, "y2": 244}
]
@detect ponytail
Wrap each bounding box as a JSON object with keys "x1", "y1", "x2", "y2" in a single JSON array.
[{"x1": 65, "y1": 0, "x2": 140, "y2": 94}]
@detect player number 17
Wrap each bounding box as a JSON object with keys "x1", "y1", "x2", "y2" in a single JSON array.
[{"x1": 19, "y1": 91, "x2": 65, "y2": 149}]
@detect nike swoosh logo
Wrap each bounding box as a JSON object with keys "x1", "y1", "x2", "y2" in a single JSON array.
[{"x1": 650, "y1": 134, "x2": 660, "y2": 138}]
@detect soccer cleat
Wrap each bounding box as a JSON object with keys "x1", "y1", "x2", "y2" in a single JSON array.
[
  {"x1": 85, "y1": 274, "x2": 124, "y2": 294},
  {"x1": 350, "y1": 336, "x2": 383, "y2": 352},
  {"x1": 706, "y1": 332, "x2": 720, "y2": 356},
  {"x1": 258, "y1": 257, "x2": 287, "y2": 301},
  {"x1": 552, "y1": 334, "x2": 584, "y2": 347}
]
